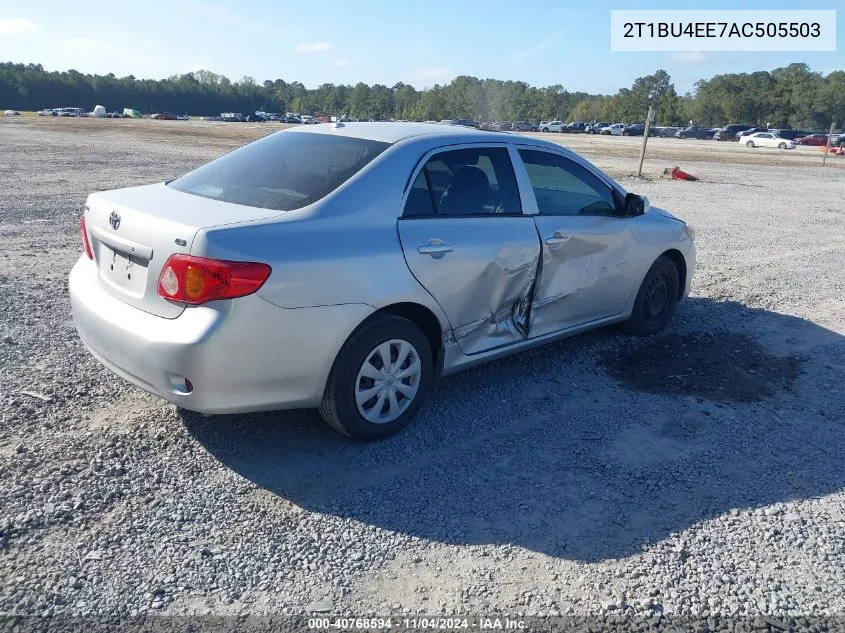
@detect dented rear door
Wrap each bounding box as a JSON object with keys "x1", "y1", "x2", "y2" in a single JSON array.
[
  {"x1": 399, "y1": 217, "x2": 540, "y2": 355},
  {"x1": 397, "y1": 145, "x2": 541, "y2": 356}
]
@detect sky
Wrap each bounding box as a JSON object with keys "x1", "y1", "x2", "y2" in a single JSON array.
[{"x1": 0, "y1": 0, "x2": 841, "y2": 95}]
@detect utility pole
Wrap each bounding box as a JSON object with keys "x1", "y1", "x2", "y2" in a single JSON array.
[
  {"x1": 637, "y1": 106, "x2": 655, "y2": 178},
  {"x1": 822, "y1": 122, "x2": 836, "y2": 167}
]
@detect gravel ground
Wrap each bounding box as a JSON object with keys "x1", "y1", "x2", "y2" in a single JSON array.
[{"x1": 1, "y1": 118, "x2": 844, "y2": 627}]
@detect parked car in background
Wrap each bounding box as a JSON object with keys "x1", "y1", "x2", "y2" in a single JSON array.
[
  {"x1": 176, "y1": 114, "x2": 190, "y2": 121},
  {"x1": 736, "y1": 127, "x2": 767, "y2": 141},
  {"x1": 69, "y1": 122, "x2": 696, "y2": 440},
  {"x1": 565, "y1": 122, "x2": 587, "y2": 133},
  {"x1": 600, "y1": 123, "x2": 626, "y2": 135},
  {"x1": 452, "y1": 119, "x2": 480, "y2": 128},
  {"x1": 55, "y1": 107, "x2": 84, "y2": 117},
  {"x1": 221, "y1": 113, "x2": 245, "y2": 122},
  {"x1": 4, "y1": 109, "x2": 21, "y2": 116},
  {"x1": 771, "y1": 129, "x2": 812, "y2": 141},
  {"x1": 743, "y1": 132, "x2": 796, "y2": 149},
  {"x1": 245, "y1": 113, "x2": 266, "y2": 122},
  {"x1": 539, "y1": 120, "x2": 565, "y2": 133},
  {"x1": 586, "y1": 122, "x2": 609, "y2": 134},
  {"x1": 795, "y1": 133, "x2": 831, "y2": 146},
  {"x1": 489, "y1": 121, "x2": 512, "y2": 131},
  {"x1": 511, "y1": 120, "x2": 537, "y2": 132},
  {"x1": 284, "y1": 115, "x2": 302, "y2": 123},
  {"x1": 151, "y1": 112, "x2": 178, "y2": 120},
  {"x1": 675, "y1": 126, "x2": 714, "y2": 139},
  {"x1": 37, "y1": 109, "x2": 53, "y2": 116},
  {"x1": 655, "y1": 127, "x2": 679, "y2": 137},
  {"x1": 622, "y1": 123, "x2": 654, "y2": 137},
  {"x1": 713, "y1": 124, "x2": 754, "y2": 141}
]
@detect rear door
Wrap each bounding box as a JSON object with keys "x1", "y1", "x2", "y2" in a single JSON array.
[
  {"x1": 397, "y1": 145, "x2": 541, "y2": 355},
  {"x1": 514, "y1": 148, "x2": 640, "y2": 338}
]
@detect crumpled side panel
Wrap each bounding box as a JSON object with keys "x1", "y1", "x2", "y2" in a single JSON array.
[
  {"x1": 450, "y1": 247, "x2": 541, "y2": 354},
  {"x1": 529, "y1": 217, "x2": 640, "y2": 337}
]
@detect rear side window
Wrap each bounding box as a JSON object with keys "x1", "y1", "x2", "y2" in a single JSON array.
[
  {"x1": 403, "y1": 170, "x2": 436, "y2": 217},
  {"x1": 168, "y1": 131, "x2": 390, "y2": 211},
  {"x1": 402, "y1": 147, "x2": 521, "y2": 217}
]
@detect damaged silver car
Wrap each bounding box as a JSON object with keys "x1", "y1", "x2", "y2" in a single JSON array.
[{"x1": 69, "y1": 122, "x2": 696, "y2": 440}]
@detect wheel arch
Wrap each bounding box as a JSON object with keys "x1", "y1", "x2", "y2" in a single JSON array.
[{"x1": 349, "y1": 302, "x2": 446, "y2": 378}]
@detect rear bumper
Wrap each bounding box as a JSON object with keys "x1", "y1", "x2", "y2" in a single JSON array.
[{"x1": 69, "y1": 257, "x2": 373, "y2": 414}]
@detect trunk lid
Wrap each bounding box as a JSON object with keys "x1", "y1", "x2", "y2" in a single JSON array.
[{"x1": 84, "y1": 183, "x2": 280, "y2": 318}]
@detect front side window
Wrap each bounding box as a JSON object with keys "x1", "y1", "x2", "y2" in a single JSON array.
[
  {"x1": 168, "y1": 131, "x2": 390, "y2": 211},
  {"x1": 403, "y1": 147, "x2": 522, "y2": 217},
  {"x1": 518, "y1": 149, "x2": 617, "y2": 216}
]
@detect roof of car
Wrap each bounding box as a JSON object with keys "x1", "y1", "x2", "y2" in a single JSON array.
[{"x1": 284, "y1": 121, "x2": 516, "y2": 145}]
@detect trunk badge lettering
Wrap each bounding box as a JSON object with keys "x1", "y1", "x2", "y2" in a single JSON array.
[
  {"x1": 175, "y1": 238, "x2": 187, "y2": 246},
  {"x1": 109, "y1": 211, "x2": 121, "y2": 230}
]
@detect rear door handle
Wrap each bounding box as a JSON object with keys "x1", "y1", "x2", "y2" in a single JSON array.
[
  {"x1": 417, "y1": 242, "x2": 454, "y2": 256},
  {"x1": 545, "y1": 232, "x2": 571, "y2": 246}
]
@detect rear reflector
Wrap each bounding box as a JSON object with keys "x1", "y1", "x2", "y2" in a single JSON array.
[
  {"x1": 157, "y1": 254, "x2": 271, "y2": 305},
  {"x1": 80, "y1": 215, "x2": 93, "y2": 260}
]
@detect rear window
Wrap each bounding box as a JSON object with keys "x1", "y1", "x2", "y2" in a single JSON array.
[{"x1": 168, "y1": 131, "x2": 390, "y2": 211}]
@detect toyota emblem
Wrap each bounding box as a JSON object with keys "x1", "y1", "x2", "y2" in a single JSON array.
[{"x1": 109, "y1": 211, "x2": 121, "y2": 230}]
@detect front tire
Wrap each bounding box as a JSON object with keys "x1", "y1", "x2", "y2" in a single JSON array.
[
  {"x1": 319, "y1": 315, "x2": 433, "y2": 440},
  {"x1": 541, "y1": 127, "x2": 549, "y2": 133},
  {"x1": 746, "y1": 140, "x2": 755, "y2": 148},
  {"x1": 623, "y1": 256, "x2": 680, "y2": 336},
  {"x1": 778, "y1": 142, "x2": 787, "y2": 149}
]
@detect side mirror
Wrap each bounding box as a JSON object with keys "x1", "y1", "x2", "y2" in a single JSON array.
[{"x1": 623, "y1": 193, "x2": 649, "y2": 216}]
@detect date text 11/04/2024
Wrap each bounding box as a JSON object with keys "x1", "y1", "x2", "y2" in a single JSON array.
[
  {"x1": 623, "y1": 22, "x2": 821, "y2": 39},
  {"x1": 307, "y1": 617, "x2": 526, "y2": 630}
]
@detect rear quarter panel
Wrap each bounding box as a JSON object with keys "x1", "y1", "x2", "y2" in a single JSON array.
[{"x1": 189, "y1": 139, "x2": 451, "y2": 325}]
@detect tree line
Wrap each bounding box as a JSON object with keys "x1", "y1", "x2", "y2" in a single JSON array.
[{"x1": 1, "y1": 62, "x2": 842, "y2": 129}]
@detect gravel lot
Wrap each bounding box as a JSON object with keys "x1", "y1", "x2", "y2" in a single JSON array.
[{"x1": 1, "y1": 118, "x2": 844, "y2": 627}]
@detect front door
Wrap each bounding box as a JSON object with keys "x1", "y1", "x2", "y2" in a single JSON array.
[
  {"x1": 515, "y1": 148, "x2": 641, "y2": 338},
  {"x1": 398, "y1": 146, "x2": 541, "y2": 355}
]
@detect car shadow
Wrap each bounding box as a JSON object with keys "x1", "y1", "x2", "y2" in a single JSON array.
[{"x1": 181, "y1": 298, "x2": 845, "y2": 562}]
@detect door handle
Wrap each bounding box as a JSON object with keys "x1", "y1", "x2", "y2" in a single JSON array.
[
  {"x1": 545, "y1": 232, "x2": 571, "y2": 246},
  {"x1": 417, "y1": 242, "x2": 454, "y2": 255}
]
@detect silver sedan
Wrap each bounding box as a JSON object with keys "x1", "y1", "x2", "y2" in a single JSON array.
[{"x1": 69, "y1": 122, "x2": 696, "y2": 440}]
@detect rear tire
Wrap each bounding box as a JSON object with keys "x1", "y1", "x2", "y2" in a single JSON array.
[
  {"x1": 746, "y1": 140, "x2": 755, "y2": 148},
  {"x1": 319, "y1": 315, "x2": 433, "y2": 441},
  {"x1": 541, "y1": 127, "x2": 549, "y2": 133},
  {"x1": 623, "y1": 256, "x2": 680, "y2": 336}
]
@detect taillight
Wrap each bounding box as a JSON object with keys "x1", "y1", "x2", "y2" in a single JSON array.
[
  {"x1": 80, "y1": 215, "x2": 93, "y2": 260},
  {"x1": 157, "y1": 254, "x2": 271, "y2": 305}
]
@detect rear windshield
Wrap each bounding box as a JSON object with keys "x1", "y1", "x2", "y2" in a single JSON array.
[{"x1": 168, "y1": 131, "x2": 390, "y2": 211}]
